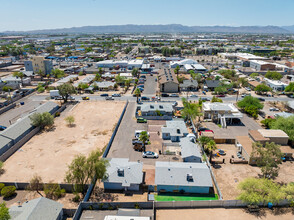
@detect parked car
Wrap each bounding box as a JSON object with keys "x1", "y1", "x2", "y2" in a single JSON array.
[
  {"x1": 216, "y1": 94, "x2": 225, "y2": 97},
  {"x1": 112, "y1": 94, "x2": 121, "y2": 97},
  {"x1": 201, "y1": 98, "x2": 210, "y2": 101},
  {"x1": 54, "y1": 96, "x2": 63, "y2": 100},
  {"x1": 141, "y1": 96, "x2": 150, "y2": 101},
  {"x1": 105, "y1": 96, "x2": 114, "y2": 100},
  {"x1": 82, "y1": 96, "x2": 90, "y2": 100},
  {"x1": 170, "y1": 94, "x2": 179, "y2": 97},
  {"x1": 161, "y1": 93, "x2": 169, "y2": 97},
  {"x1": 245, "y1": 87, "x2": 251, "y2": 91},
  {"x1": 142, "y1": 151, "x2": 158, "y2": 159},
  {"x1": 100, "y1": 93, "x2": 109, "y2": 97},
  {"x1": 137, "y1": 117, "x2": 147, "y2": 123},
  {"x1": 68, "y1": 96, "x2": 75, "y2": 100},
  {"x1": 202, "y1": 91, "x2": 206, "y2": 95},
  {"x1": 138, "y1": 87, "x2": 144, "y2": 92},
  {"x1": 190, "y1": 94, "x2": 198, "y2": 98},
  {"x1": 0, "y1": 125, "x2": 7, "y2": 131},
  {"x1": 218, "y1": 149, "x2": 226, "y2": 156},
  {"x1": 258, "y1": 98, "x2": 265, "y2": 101},
  {"x1": 269, "y1": 107, "x2": 279, "y2": 111}
]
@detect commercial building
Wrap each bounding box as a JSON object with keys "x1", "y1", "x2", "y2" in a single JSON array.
[
  {"x1": 264, "y1": 79, "x2": 288, "y2": 91},
  {"x1": 170, "y1": 59, "x2": 198, "y2": 68},
  {"x1": 155, "y1": 162, "x2": 213, "y2": 194},
  {"x1": 103, "y1": 158, "x2": 143, "y2": 191},
  {"x1": 249, "y1": 60, "x2": 276, "y2": 71},
  {"x1": 24, "y1": 56, "x2": 53, "y2": 75}
]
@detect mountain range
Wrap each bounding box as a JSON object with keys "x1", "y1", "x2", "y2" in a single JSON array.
[{"x1": 3, "y1": 24, "x2": 294, "y2": 34}]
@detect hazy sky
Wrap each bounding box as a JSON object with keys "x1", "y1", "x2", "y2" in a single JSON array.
[{"x1": 1, "y1": 0, "x2": 294, "y2": 31}]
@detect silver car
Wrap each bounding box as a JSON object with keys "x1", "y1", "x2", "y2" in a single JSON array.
[{"x1": 142, "y1": 151, "x2": 158, "y2": 159}]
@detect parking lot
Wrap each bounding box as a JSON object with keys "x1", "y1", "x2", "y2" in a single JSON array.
[
  {"x1": 108, "y1": 102, "x2": 182, "y2": 166},
  {"x1": 142, "y1": 74, "x2": 157, "y2": 96}
]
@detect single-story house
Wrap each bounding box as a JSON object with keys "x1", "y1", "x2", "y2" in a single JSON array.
[
  {"x1": 137, "y1": 102, "x2": 174, "y2": 119},
  {"x1": 180, "y1": 80, "x2": 198, "y2": 91},
  {"x1": 162, "y1": 120, "x2": 189, "y2": 142},
  {"x1": 204, "y1": 80, "x2": 220, "y2": 91},
  {"x1": 250, "y1": 129, "x2": 289, "y2": 145},
  {"x1": 180, "y1": 137, "x2": 202, "y2": 163},
  {"x1": 103, "y1": 158, "x2": 143, "y2": 191},
  {"x1": 9, "y1": 197, "x2": 63, "y2": 220},
  {"x1": 155, "y1": 162, "x2": 213, "y2": 194},
  {"x1": 93, "y1": 81, "x2": 116, "y2": 90},
  {"x1": 264, "y1": 79, "x2": 288, "y2": 91}
]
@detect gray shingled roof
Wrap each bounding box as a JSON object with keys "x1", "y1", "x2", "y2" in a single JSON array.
[
  {"x1": 94, "y1": 81, "x2": 116, "y2": 88},
  {"x1": 104, "y1": 158, "x2": 143, "y2": 187},
  {"x1": 155, "y1": 162, "x2": 213, "y2": 187},
  {"x1": 180, "y1": 80, "x2": 198, "y2": 88},
  {"x1": 205, "y1": 80, "x2": 220, "y2": 88},
  {"x1": 180, "y1": 137, "x2": 202, "y2": 159},
  {"x1": 9, "y1": 197, "x2": 63, "y2": 220},
  {"x1": 161, "y1": 120, "x2": 188, "y2": 136}
]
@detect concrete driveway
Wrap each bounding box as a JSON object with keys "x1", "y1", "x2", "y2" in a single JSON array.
[{"x1": 142, "y1": 75, "x2": 157, "y2": 96}]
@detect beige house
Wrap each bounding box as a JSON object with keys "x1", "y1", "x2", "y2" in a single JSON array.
[{"x1": 158, "y1": 69, "x2": 179, "y2": 93}]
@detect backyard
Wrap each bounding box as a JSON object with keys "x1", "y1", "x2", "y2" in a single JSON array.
[
  {"x1": 155, "y1": 193, "x2": 218, "y2": 201},
  {"x1": 1, "y1": 101, "x2": 125, "y2": 183}
]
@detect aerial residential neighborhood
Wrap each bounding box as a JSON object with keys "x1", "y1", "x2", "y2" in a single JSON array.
[{"x1": 1, "y1": 1, "x2": 294, "y2": 220}]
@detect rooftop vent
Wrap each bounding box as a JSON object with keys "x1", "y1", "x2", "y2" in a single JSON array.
[
  {"x1": 117, "y1": 168, "x2": 124, "y2": 177},
  {"x1": 187, "y1": 174, "x2": 193, "y2": 182},
  {"x1": 159, "y1": 105, "x2": 163, "y2": 109},
  {"x1": 150, "y1": 105, "x2": 154, "y2": 109},
  {"x1": 176, "y1": 128, "x2": 181, "y2": 134}
]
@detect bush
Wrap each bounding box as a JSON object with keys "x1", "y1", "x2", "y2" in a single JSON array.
[
  {"x1": 1, "y1": 186, "x2": 16, "y2": 198},
  {"x1": 55, "y1": 112, "x2": 60, "y2": 117},
  {"x1": 37, "y1": 86, "x2": 45, "y2": 93},
  {"x1": 72, "y1": 193, "x2": 80, "y2": 203},
  {"x1": 0, "y1": 183, "x2": 5, "y2": 191},
  {"x1": 44, "y1": 183, "x2": 66, "y2": 200}
]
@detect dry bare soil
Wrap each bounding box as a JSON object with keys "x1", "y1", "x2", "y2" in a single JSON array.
[{"x1": 1, "y1": 101, "x2": 125, "y2": 183}]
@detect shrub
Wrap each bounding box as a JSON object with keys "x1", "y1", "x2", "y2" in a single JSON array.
[
  {"x1": 44, "y1": 183, "x2": 66, "y2": 200},
  {"x1": 0, "y1": 183, "x2": 5, "y2": 191},
  {"x1": 1, "y1": 186, "x2": 16, "y2": 198},
  {"x1": 72, "y1": 193, "x2": 80, "y2": 203},
  {"x1": 55, "y1": 112, "x2": 60, "y2": 117}
]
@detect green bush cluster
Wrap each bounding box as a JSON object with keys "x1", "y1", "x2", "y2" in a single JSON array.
[
  {"x1": 1, "y1": 186, "x2": 16, "y2": 198},
  {"x1": 44, "y1": 183, "x2": 66, "y2": 200}
]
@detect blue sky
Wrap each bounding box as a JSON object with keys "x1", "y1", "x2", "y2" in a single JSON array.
[{"x1": 1, "y1": 0, "x2": 294, "y2": 31}]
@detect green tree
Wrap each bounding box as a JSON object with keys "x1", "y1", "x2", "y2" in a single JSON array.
[
  {"x1": 65, "y1": 149, "x2": 108, "y2": 195},
  {"x1": 132, "y1": 68, "x2": 139, "y2": 77},
  {"x1": 251, "y1": 142, "x2": 283, "y2": 179},
  {"x1": 134, "y1": 88, "x2": 141, "y2": 103},
  {"x1": 57, "y1": 83, "x2": 76, "y2": 102},
  {"x1": 205, "y1": 140, "x2": 217, "y2": 162},
  {"x1": 265, "y1": 71, "x2": 283, "y2": 80},
  {"x1": 199, "y1": 136, "x2": 211, "y2": 149},
  {"x1": 139, "y1": 131, "x2": 149, "y2": 152},
  {"x1": 211, "y1": 96, "x2": 223, "y2": 103},
  {"x1": 271, "y1": 116, "x2": 294, "y2": 142},
  {"x1": 214, "y1": 85, "x2": 227, "y2": 94},
  {"x1": 0, "y1": 202, "x2": 10, "y2": 220},
  {"x1": 255, "y1": 84, "x2": 271, "y2": 95},
  {"x1": 77, "y1": 83, "x2": 89, "y2": 91},
  {"x1": 29, "y1": 112, "x2": 54, "y2": 129},
  {"x1": 238, "y1": 78, "x2": 249, "y2": 88},
  {"x1": 237, "y1": 96, "x2": 263, "y2": 119},
  {"x1": 37, "y1": 69, "x2": 46, "y2": 81},
  {"x1": 94, "y1": 73, "x2": 101, "y2": 82},
  {"x1": 181, "y1": 98, "x2": 202, "y2": 122},
  {"x1": 285, "y1": 82, "x2": 294, "y2": 93},
  {"x1": 65, "y1": 116, "x2": 75, "y2": 127},
  {"x1": 51, "y1": 69, "x2": 65, "y2": 79},
  {"x1": 2, "y1": 86, "x2": 13, "y2": 93},
  {"x1": 250, "y1": 73, "x2": 259, "y2": 79},
  {"x1": 237, "y1": 178, "x2": 284, "y2": 205},
  {"x1": 13, "y1": 71, "x2": 24, "y2": 85},
  {"x1": 261, "y1": 118, "x2": 276, "y2": 129}
]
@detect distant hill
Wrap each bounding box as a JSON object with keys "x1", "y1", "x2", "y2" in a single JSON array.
[{"x1": 3, "y1": 24, "x2": 293, "y2": 34}]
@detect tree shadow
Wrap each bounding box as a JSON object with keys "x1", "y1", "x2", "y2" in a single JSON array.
[
  {"x1": 272, "y1": 207, "x2": 293, "y2": 216},
  {"x1": 244, "y1": 208, "x2": 266, "y2": 218},
  {"x1": 92, "y1": 187, "x2": 118, "y2": 202}
]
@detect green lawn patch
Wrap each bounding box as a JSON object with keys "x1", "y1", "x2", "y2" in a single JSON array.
[{"x1": 154, "y1": 193, "x2": 218, "y2": 201}]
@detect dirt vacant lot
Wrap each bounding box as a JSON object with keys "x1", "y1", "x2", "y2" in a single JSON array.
[
  {"x1": 157, "y1": 208, "x2": 294, "y2": 220},
  {"x1": 2, "y1": 101, "x2": 125, "y2": 183},
  {"x1": 212, "y1": 145, "x2": 294, "y2": 200}
]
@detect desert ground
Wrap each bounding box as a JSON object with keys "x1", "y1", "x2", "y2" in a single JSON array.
[
  {"x1": 1, "y1": 101, "x2": 125, "y2": 183},
  {"x1": 212, "y1": 145, "x2": 294, "y2": 200},
  {"x1": 156, "y1": 208, "x2": 294, "y2": 220}
]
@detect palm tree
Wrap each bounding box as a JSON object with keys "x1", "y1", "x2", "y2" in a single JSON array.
[
  {"x1": 205, "y1": 140, "x2": 217, "y2": 163},
  {"x1": 174, "y1": 66, "x2": 180, "y2": 77},
  {"x1": 181, "y1": 98, "x2": 202, "y2": 123},
  {"x1": 13, "y1": 71, "x2": 24, "y2": 86},
  {"x1": 139, "y1": 131, "x2": 149, "y2": 152},
  {"x1": 134, "y1": 88, "x2": 141, "y2": 103}
]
